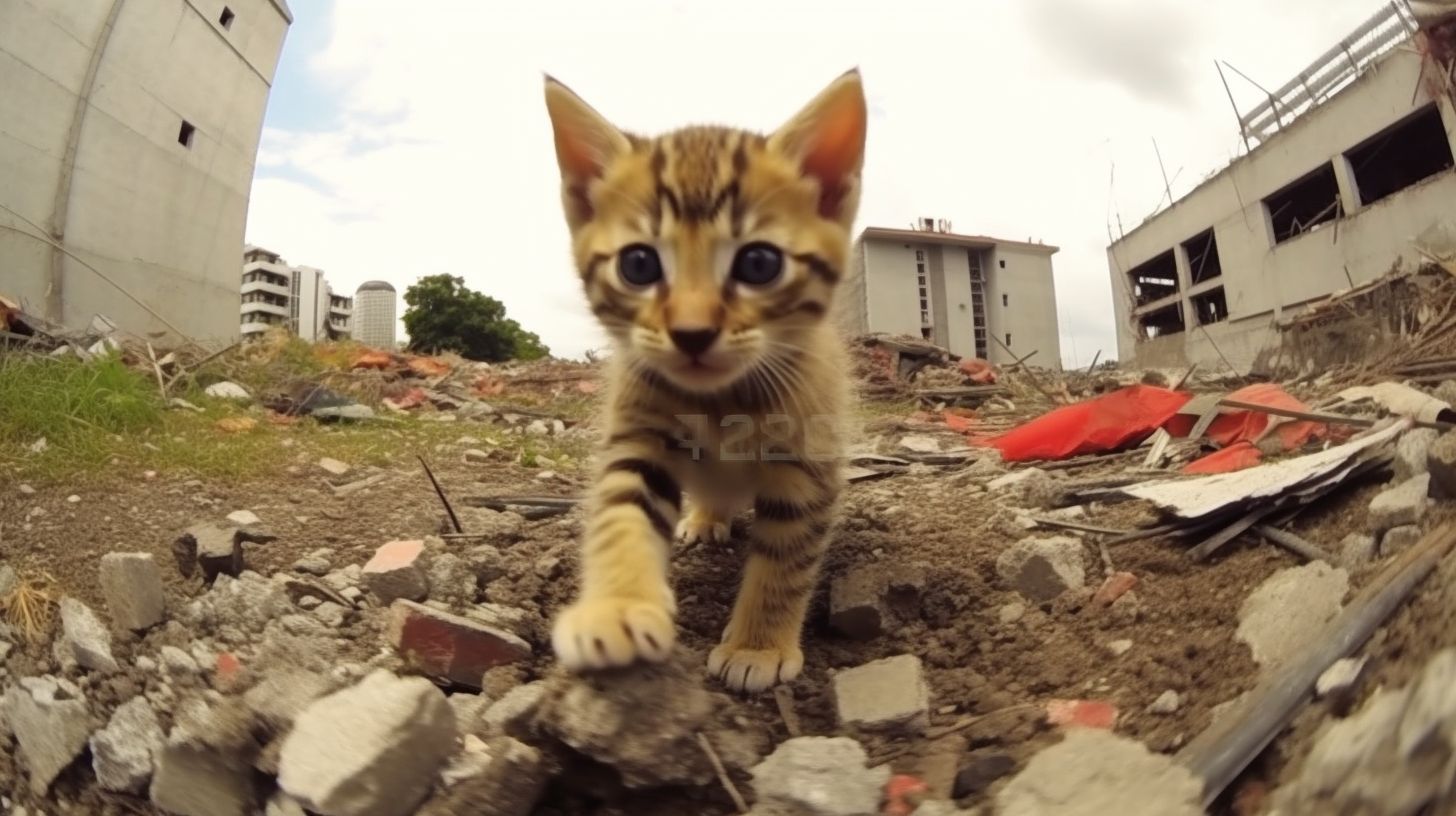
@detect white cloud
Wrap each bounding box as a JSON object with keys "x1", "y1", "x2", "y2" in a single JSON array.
[{"x1": 246, "y1": 0, "x2": 1393, "y2": 365}]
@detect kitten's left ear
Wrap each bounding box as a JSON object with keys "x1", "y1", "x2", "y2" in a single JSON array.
[
  {"x1": 768, "y1": 68, "x2": 868, "y2": 222},
  {"x1": 543, "y1": 75, "x2": 633, "y2": 225}
]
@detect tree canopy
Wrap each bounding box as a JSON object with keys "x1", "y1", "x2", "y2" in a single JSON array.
[{"x1": 401, "y1": 274, "x2": 549, "y2": 362}]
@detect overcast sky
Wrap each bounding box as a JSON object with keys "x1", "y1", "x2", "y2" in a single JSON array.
[{"x1": 245, "y1": 0, "x2": 1395, "y2": 367}]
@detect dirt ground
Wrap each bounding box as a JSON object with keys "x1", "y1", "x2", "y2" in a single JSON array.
[{"x1": 3, "y1": 379, "x2": 1456, "y2": 814}]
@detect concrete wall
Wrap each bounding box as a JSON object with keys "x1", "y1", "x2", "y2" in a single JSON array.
[
  {"x1": 0, "y1": 0, "x2": 291, "y2": 346},
  {"x1": 833, "y1": 241, "x2": 870, "y2": 340},
  {"x1": 1106, "y1": 46, "x2": 1456, "y2": 372},
  {"x1": 860, "y1": 235, "x2": 1063, "y2": 367}
]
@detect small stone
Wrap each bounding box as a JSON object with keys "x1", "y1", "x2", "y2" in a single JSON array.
[
  {"x1": 750, "y1": 736, "x2": 891, "y2": 816},
  {"x1": 998, "y1": 602, "x2": 1026, "y2": 624},
  {"x1": 1381, "y1": 525, "x2": 1423, "y2": 556},
  {"x1": 226, "y1": 509, "x2": 262, "y2": 527},
  {"x1": 90, "y1": 696, "x2": 165, "y2": 794},
  {"x1": 1091, "y1": 571, "x2": 1139, "y2": 607},
  {"x1": 1367, "y1": 473, "x2": 1430, "y2": 534},
  {"x1": 205, "y1": 382, "x2": 251, "y2": 400},
  {"x1": 278, "y1": 669, "x2": 458, "y2": 816},
  {"x1": 317, "y1": 457, "x2": 350, "y2": 476},
  {"x1": 1106, "y1": 639, "x2": 1133, "y2": 657},
  {"x1": 1427, "y1": 429, "x2": 1456, "y2": 497},
  {"x1": 1315, "y1": 656, "x2": 1367, "y2": 700},
  {"x1": 67, "y1": 494, "x2": 81, "y2": 503},
  {"x1": 99, "y1": 552, "x2": 166, "y2": 631},
  {"x1": 386, "y1": 600, "x2": 531, "y2": 689},
  {"x1": 831, "y1": 654, "x2": 931, "y2": 735},
  {"x1": 829, "y1": 568, "x2": 889, "y2": 640},
  {"x1": 1339, "y1": 533, "x2": 1378, "y2": 567},
  {"x1": 1148, "y1": 690, "x2": 1182, "y2": 714},
  {"x1": 160, "y1": 645, "x2": 200, "y2": 675},
  {"x1": 899, "y1": 435, "x2": 941, "y2": 453},
  {"x1": 996, "y1": 536, "x2": 1086, "y2": 603},
  {"x1": 953, "y1": 752, "x2": 1018, "y2": 797},
  {"x1": 362, "y1": 540, "x2": 429, "y2": 604},
  {"x1": 462, "y1": 449, "x2": 490, "y2": 464},
  {"x1": 59, "y1": 597, "x2": 119, "y2": 672},
  {"x1": 532, "y1": 555, "x2": 561, "y2": 579}
]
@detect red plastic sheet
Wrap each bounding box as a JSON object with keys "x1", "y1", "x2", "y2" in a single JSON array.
[
  {"x1": 1201, "y1": 382, "x2": 1326, "y2": 450},
  {"x1": 984, "y1": 385, "x2": 1193, "y2": 462},
  {"x1": 1183, "y1": 440, "x2": 1263, "y2": 474}
]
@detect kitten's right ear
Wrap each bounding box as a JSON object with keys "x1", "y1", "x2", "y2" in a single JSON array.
[{"x1": 543, "y1": 75, "x2": 632, "y2": 224}]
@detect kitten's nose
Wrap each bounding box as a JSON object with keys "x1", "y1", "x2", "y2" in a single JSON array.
[{"x1": 669, "y1": 327, "x2": 720, "y2": 356}]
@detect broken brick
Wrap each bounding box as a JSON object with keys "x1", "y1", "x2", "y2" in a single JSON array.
[
  {"x1": 362, "y1": 540, "x2": 429, "y2": 604},
  {"x1": 1045, "y1": 699, "x2": 1117, "y2": 731},
  {"x1": 883, "y1": 774, "x2": 930, "y2": 816},
  {"x1": 828, "y1": 568, "x2": 889, "y2": 639},
  {"x1": 386, "y1": 600, "x2": 531, "y2": 689},
  {"x1": 1091, "y1": 571, "x2": 1139, "y2": 608}
]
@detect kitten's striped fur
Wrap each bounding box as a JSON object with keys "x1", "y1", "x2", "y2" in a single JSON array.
[{"x1": 542, "y1": 69, "x2": 867, "y2": 693}]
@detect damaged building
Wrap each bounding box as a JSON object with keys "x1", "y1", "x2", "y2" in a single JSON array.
[
  {"x1": 840, "y1": 219, "x2": 1063, "y2": 369},
  {"x1": 1107, "y1": 1, "x2": 1456, "y2": 373}
]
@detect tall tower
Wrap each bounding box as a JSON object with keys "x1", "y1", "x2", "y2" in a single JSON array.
[{"x1": 354, "y1": 280, "x2": 398, "y2": 350}]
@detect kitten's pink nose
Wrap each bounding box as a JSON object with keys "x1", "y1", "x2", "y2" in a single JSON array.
[{"x1": 669, "y1": 327, "x2": 720, "y2": 356}]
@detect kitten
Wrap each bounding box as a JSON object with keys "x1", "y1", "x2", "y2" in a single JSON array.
[{"x1": 541, "y1": 69, "x2": 866, "y2": 693}]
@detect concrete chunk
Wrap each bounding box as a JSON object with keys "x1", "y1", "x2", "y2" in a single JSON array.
[
  {"x1": 5, "y1": 676, "x2": 91, "y2": 795},
  {"x1": 831, "y1": 654, "x2": 931, "y2": 735},
  {"x1": 1394, "y1": 428, "x2": 1439, "y2": 482},
  {"x1": 59, "y1": 597, "x2": 119, "y2": 672},
  {"x1": 182, "y1": 523, "x2": 245, "y2": 582},
  {"x1": 996, "y1": 729, "x2": 1202, "y2": 816},
  {"x1": 1237, "y1": 562, "x2": 1348, "y2": 672},
  {"x1": 1381, "y1": 524, "x2": 1424, "y2": 557},
  {"x1": 996, "y1": 536, "x2": 1087, "y2": 603},
  {"x1": 828, "y1": 568, "x2": 888, "y2": 640},
  {"x1": 91, "y1": 696, "x2": 164, "y2": 794},
  {"x1": 750, "y1": 736, "x2": 890, "y2": 816},
  {"x1": 1367, "y1": 473, "x2": 1430, "y2": 534},
  {"x1": 1427, "y1": 430, "x2": 1456, "y2": 497},
  {"x1": 278, "y1": 669, "x2": 458, "y2": 816},
  {"x1": 99, "y1": 552, "x2": 166, "y2": 631},
  {"x1": 362, "y1": 540, "x2": 429, "y2": 604}
]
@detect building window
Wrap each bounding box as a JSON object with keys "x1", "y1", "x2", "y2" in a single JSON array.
[
  {"x1": 1346, "y1": 103, "x2": 1454, "y2": 207},
  {"x1": 1182, "y1": 228, "x2": 1222, "y2": 284},
  {"x1": 1137, "y1": 303, "x2": 1186, "y2": 338},
  {"x1": 1126, "y1": 249, "x2": 1178, "y2": 306},
  {"x1": 178, "y1": 120, "x2": 196, "y2": 148},
  {"x1": 998, "y1": 259, "x2": 1006, "y2": 269},
  {"x1": 915, "y1": 250, "x2": 925, "y2": 262},
  {"x1": 1001, "y1": 293, "x2": 1008, "y2": 307},
  {"x1": 219, "y1": 6, "x2": 235, "y2": 28},
  {"x1": 1192, "y1": 287, "x2": 1228, "y2": 325},
  {"x1": 1004, "y1": 333, "x2": 1011, "y2": 347},
  {"x1": 1263, "y1": 162, "x2": 1342, "y2": 245}
]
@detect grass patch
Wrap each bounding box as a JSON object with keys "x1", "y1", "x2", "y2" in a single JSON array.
[{"x1": 0, "y1": 348, "x2": 589, "y2": 487}]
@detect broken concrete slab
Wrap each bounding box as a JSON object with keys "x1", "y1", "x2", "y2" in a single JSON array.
[
  {"x1": 831, "y1": 654, "x2": 931, "y2": 735},
  {"x1": 417, "y1": 735, "x2": 549, "y2": 816},
  {"x1": 148, "y1": 702, "x2": 260, "y2": 816},
  {"x1": 1237, "y1": 561, "x2": 1349, "y2": 672},
  {"x1": 90, "y1": 695, "x2": 164, "y2": 794},
  {"x1": 1393, "y1": 428, "x2": 1439, "y2": 483},
  {"x1": 1381, "y1": 524, "x2": 1424, "y2": 556},
  {"x1": 1339, "y1": 533, "x2": 1378, "y2": 567},
  {"x1": 181, "y1": 523, "x2": 245, "y2": 583},
  {"x1": 99, "y1": 552, "x2": 166, "y2": 631},
  {"x1": 278, "y1": 669, "x2": 458, "y2": 816},
  {"x1": 385, "y1": 600, "x2": 531, "y2": 689},
  {"x1": 996, "y1": 535, "x2": 1086, "y2": 603},
  {"x1": 750, "y1": 736, "x2": 890, "y2": 816},
  {"x1": 997, "y1": 729, "x2": 1202, "y2": 815},
  {"x1": 5, "y1": 675, "x2": 91, "y2": 795}
]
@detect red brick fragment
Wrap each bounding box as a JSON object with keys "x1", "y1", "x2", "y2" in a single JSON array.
[
  {"x1": 883, "y1": 774, "x2": 929, "y2": 815},
  {"x1": 214, "y1": 652, "x2": 244, "y2": 692},
  {"x1": 386, "y1": 599, "x2": 531, "y2": 689},
  {"x1": 1091, "y1": 572, "x2": 1139, "y2": 608},
  {"x1": 1045, "y1": 699, "x2": 1117, "y2": 730}
]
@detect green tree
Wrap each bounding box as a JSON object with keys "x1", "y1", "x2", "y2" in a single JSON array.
[{"x1": 402, "y1": 274, "x2": 550, "y2": 362}]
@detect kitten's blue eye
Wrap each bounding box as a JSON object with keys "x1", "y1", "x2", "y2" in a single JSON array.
[
  {"x1": 731, "y1": 243, "x2": 783, "y2": 286},
  {"x1": 618, "y1": 245, "x2": 663, "y2": 287}
]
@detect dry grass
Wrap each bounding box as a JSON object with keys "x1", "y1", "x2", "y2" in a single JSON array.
[{"x1": 1, "y1": 570, "x2": 59, "y2": 644}]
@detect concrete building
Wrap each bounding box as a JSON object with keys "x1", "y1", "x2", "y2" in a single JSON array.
[
  {"x1": 1106, "y1": 2, "x2": 1456, "y2": 372},
  {"x1": 353, "y1": 280, "x2": 398, "y2": 350},
  {"x1": 0, "y1": 0, "x2": 293, "y2": 345},
  {"x1": 241, "y1": 244, "x2": 350, "y2": 342},
  {"x1": 838, "y1": 220, "x2": 1062, "y2": 367}
]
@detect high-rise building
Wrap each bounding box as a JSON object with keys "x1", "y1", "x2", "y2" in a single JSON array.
[
  {"x1": 353, "y1": 280, "x2": 398, "y2": 350},
  {"x1": 240, "y1": 245, "x2": 351, "y2": 342},
  {"x1": 1, "y1": 0, "x2": 293, "y2": 345}
]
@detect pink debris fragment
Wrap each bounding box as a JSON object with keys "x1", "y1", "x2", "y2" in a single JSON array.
[{"x1": 1046, "y1": 699, "x2": 1117, "y2": 730}]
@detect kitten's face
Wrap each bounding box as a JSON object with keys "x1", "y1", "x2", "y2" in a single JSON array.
[{"x1": 543, "y1": 71, "x2": 867, "y2": 394}]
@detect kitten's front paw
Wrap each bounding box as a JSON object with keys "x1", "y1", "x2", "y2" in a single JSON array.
[
  {"x1": 707, "y1": 641, "x2": 804, "y2": 694},
  {"x1": 551, "y1": 597, "x2": 676, "y2": 671},
  {"x1": 676, "y1": 512, "x2": 731, "y2": 545}
]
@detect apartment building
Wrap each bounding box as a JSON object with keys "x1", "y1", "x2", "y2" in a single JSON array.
[
  {"x1": 1106, "y1": 2, "x2": 1456, "y2": 372},
  {"x1": 352, "y1": 280, "x2": 398, "y2": 350},
  {"x1": 241, "y1": 244, "x2": 351, "y2": 342},
  {"x1": 1, "y1": 0, "x2": 292, "y2": 344},
  {"x1": 839, "y1": 219, "x2": 1063, "y2": 368}
]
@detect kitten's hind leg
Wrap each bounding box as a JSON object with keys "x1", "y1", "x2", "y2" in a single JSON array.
[
  {"x1": 709, "y1": 463, "x2": 842, "y2": 694},
  {"x1": 551, "y1": 430, "x2": 682, "y2": 672},
  {"x1": 676, "y1": 491, "x2": 749, "y2": 545}
]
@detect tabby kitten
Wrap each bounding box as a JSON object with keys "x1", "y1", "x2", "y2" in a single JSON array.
[{"x1": 542, "y1": 68, "x2": 866, "y2": 693}]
